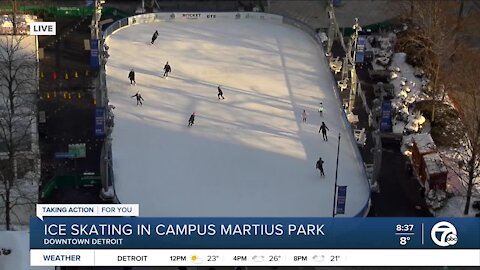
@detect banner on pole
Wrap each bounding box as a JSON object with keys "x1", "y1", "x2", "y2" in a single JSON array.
[
  {"x1": 90, "y1": 39, "x2": 100, "y2": 69},
  {"x1": 336, "y1": 186, "x2": 347, "y2": 215},
  {"x1": 95, "y1": 107, "x2": 105, "y2": 137}
]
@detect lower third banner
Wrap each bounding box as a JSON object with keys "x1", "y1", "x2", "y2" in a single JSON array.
[{"x1": 30, "y1": 217, "x2": 480, "y2": 249}]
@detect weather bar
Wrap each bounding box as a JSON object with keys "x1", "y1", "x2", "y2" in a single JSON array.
[{"x1": 30, "y1": 249, "x2": 480, "y2": 266}]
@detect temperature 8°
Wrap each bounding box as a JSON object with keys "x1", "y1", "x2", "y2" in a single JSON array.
[{"x1": 399, "y1": 236, "x2": 411, "y2": 246}]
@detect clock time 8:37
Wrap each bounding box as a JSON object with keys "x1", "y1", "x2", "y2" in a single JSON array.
[{"x1": 396, "y1": 224, "x2": 414, "y2": 232}]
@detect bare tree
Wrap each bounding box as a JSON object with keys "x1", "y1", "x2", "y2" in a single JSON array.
[
  {"x1": 447, "y1": 49, "x2": 480, "y2": 215},
  {"x1": 0, "y1": 35, "x2": 39, "y2": 230},
  {"x1": 396, "y1": 0, "x2": 461, "y2": 122}
]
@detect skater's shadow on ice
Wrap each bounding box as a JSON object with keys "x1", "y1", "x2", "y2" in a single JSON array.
[
  {"x1": 109, "y1": 63, "x2": 164, "y2": 80},
  {"x1": 129, "y1": 111, "x2": 178, "y2": 127},
  {"x1": 170, "y1": 74, "x2": 292, "y2": 106}
]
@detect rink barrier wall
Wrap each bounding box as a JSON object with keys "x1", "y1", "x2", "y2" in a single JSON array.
[
  {"x1": 102, "y1": 12, "x2": 370, "y2": 217},
  {"x1": 102, "y1": 12, "x2": 282, "y2": 41}
]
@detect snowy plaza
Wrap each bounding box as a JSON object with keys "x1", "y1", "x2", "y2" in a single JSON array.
[{"x1": 105, "y1": 14, "x2": 370, "y2": 217}]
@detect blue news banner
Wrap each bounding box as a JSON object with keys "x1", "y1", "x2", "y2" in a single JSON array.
[{"x1": 30, "y1": 218, "x2": 480, "y2": 249}]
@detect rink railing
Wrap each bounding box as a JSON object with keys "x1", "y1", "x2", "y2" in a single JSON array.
[
  {"x1": 101, "y1": 12, "x2": 371, "y2": 217},
  {"x1": 102, "y1": 12, "x2": 283, "y2": 40}
]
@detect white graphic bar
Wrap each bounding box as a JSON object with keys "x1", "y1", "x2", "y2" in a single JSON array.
[
  {"x1": 36, "y1": 204, "x2": 139, "y2": 220},
  {"x1": 31, "y1": 249, "x2": 480, "y2": 266}
]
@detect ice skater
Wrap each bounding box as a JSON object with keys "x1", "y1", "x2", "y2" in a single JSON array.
[
  {"x1": 128, "y1": 69, "x2": 135, "y2": 85},
  {"x1": 131, "y1": 91, "x2": 144, "y2": 106},
  {"x1": 151, "y1": 30, "x2": 159, "y2": 44},
  {"x1": 318, "y1": 102, "x2": 324, "y2": 117},
  {"x1": 188, "y1": 112, "x2": 195, "y2": 127},
  {"x1": 163, "y1": 62, "x2": 171, "y2": 78},
  {"x1": 319, "y1": 121, "x2": 329, "y2": 141},
  {"x1": 302, "y1": 109, "x2": 308, "y2": 123},
  {"x1": 316, "y1": 157, "x2": 325, "y2": 177},
  {"x1": 217, "y1": 85, "x2": 225, "y2": 99}
]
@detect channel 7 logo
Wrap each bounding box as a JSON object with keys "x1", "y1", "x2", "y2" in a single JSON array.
[{"x1": 430, "y1": 221, "x2": 458, "y2": 247}]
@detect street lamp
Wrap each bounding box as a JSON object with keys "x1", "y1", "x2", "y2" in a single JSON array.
[
  {"x1": 347, "y1": 18, "x2": 362, "y2": 115},
  {"x1": 332, "y1": 133, "x2": 341, "y2": 217}
]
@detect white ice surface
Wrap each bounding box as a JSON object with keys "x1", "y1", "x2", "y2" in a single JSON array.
[
  {"x1": 0, "y1": 231, "x2": 53, "y2": 270},
  {"x1": 106, "y1": 19, "x2": 370, "y2": 217}
]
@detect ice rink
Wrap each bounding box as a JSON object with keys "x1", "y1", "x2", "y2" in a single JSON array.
[{"x1": 105, "y1": 17, "x2": 370, "y2": 217}]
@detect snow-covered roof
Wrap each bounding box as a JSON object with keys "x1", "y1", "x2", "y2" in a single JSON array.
[
  {"x1": 423, "y1": 152, "x2": 448, "y2": 176},
  {"x1": 413, "y1": 133, "x2": 437, "y2": 154}
]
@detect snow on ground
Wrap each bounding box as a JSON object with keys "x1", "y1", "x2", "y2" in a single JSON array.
[
  {"x1": 389, "y1": 52, "x2": 429, "y2": 134},
  {"x1": 434, "y1": 195, "x2": 480, "y2": 217},
  {"x1": 106, "y1": 19, "x2": 370, "y2": 217},
  {"x1": 390, "y1": 53, "x2": 424, "y2": 99},
  {"x1": 390, "y1": 53, "x2": 480, "y2": 216},
  {"x1": 0, "y1": 231, "x2": 53, "y2": 270}
]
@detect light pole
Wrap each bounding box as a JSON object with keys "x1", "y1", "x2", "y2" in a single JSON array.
[
  {"x1": 347, "y1": 18, "x2": 361, "y2": 115},
  {"x1": 332, "y1": 133, "x2": 341, "y2": 217}
]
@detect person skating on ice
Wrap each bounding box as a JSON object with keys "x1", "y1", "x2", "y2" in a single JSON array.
[
  {"x1": 188, "y1": 113, "x2": 195, "y2": 126},
  {"x1": 217, "y1": 85, "x2": 225, "y2": 99},
  {"x1": 188, "y1": 112, "x2": 195, "y2": 127},
  {"x1": 131, "y1": 91, "x2": 144, "y2": 106},
  {"x1": 319, "y1": 121, "x2": 329, "y2": 141},
  {"x1": 151, "y1": 30, "x2": 159, "y2": 44},
  {"x1": 302, "y1": 109, "x2": 308, "y2": 123},
  {"x1": 163, "y1": 62, "x2": 171, "y2": 78},
  {"x1": 316, "y1": 157, "x2": 325, "y2": 177},
  {"x1": 318, "y1": 102, "x2": 324, "y2": 117},
  {"x1": 128, "y1": 69, "x2": 136, "y2": 85}
]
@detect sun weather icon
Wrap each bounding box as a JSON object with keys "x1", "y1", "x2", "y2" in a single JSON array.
[{"x1": 430, "y1": 221, "x2": 458, "y2": 247}]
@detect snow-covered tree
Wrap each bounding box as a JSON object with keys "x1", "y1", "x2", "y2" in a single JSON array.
[{"x1": 0, "y1": 35, "x2": 40, "y2": 230}]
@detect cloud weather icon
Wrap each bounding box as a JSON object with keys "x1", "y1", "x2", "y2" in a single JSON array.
[
  {"x1": 312, "y1": 255, "x2": 325, "y2": 262},
  {"x1": 252, "y1": 255, "x2": 264, "y2": 262},
  {"x1": 191, "y1": 255, "x2": 203, "y2": 264}
]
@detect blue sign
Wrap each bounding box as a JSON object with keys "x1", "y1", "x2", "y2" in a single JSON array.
[
  {"x1": 355, "y1": 52, "x2": 365, "y2": 63},
  {"x1": 380, "y1": 100, "x2": 392, "y2": 131},
  {"x1": 90, "y1": 39, "x2": 99, "y2": 69},
  {"x1": 95, "y1": 108, "x2": 105, "y2": 137},
  {"x1": 335, "y1": 186, "x2": 347, "y2": 215},
  {"x1": 355, "y1": 36, "x2": 366, "y2": 64},
  {"x1": 30, "y1": 218, "x2": 480, "y2": 249}
]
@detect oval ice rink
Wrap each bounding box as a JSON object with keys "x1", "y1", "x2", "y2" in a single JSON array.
[{"x1": 105, "y1": 18, "x2": 370, "y2": 217}]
